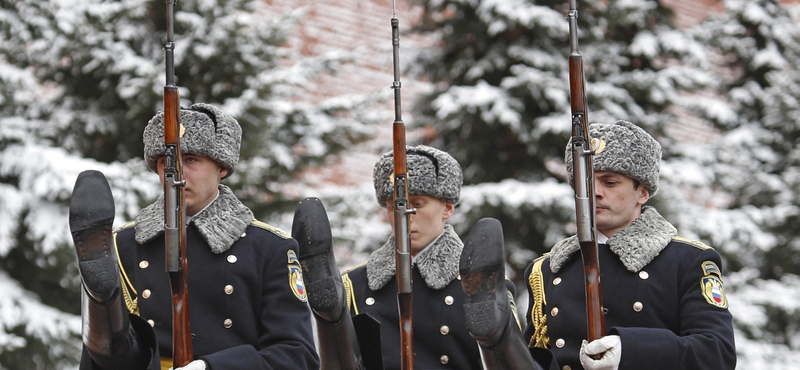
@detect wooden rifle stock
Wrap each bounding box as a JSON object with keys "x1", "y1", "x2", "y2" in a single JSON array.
[
  {"x1": 567, "y1": 0, "x2": 607, "y2": 341},
  {"x1": 391, "y1": 4, "x2": 415, "y2": 369},
  {"x1": 163, "y1": 0, "x2": 193, "y2": 366}
]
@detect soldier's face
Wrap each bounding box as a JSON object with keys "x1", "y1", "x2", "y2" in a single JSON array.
[
  {"x1": 157, "y1": 155, "x2": 228, "y2": 216},
  {"x1": 593, "y1": 171, "x2": 649, "y2": 238},
  {"x1": 386, "y1": 195, "x2": 454, "y2": 256}
]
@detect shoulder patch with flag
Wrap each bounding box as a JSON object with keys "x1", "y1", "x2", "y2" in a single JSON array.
[
  {"x1": 287, "y1": 250, "x2": 307, "y2": 302},
  {"x1": 700, "y1": 261, "x2": 727, "y2": 309}
]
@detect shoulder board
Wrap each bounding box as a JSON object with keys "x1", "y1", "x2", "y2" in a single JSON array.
[
  {"x1": 250, "y1": 219, "x2": 291, "y2": 239},
  {"x1": 341, "y1": 261, "x2": 368, "y2": 275},
  {"x1": 672, "y1": 236, "x2": 713, "y2": 250},
  {"x1": 113, "y1": 221, "x2": 136, "y2": 234}
]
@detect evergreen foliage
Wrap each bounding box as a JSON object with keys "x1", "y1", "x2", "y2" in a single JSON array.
[
  {"x1": 684, "y1": 0, "x2": 800, "y2": 361},
  {"x1": 410, "y1": 0, "x2": 711, "y2": 268},
  {"x1": 0, "y1": 0, "x2": 376, "y2": 368},
  {"x1": 410, "y1": 0, "x2": 800, "y2": 365}
]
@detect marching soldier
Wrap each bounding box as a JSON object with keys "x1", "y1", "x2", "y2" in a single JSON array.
[
  {"x1": 523, "y1": 120, "x2": 736, "y2": 370},
  {"x1": 70, "y1": 103, "x2": 319, "y2": 370},
  {"x1": 340, "y1": 145, "x2": 519, "y2": 370}
]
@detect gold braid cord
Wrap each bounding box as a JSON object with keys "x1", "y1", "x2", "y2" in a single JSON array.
[
  {"x1": 528, "y1": 256, "x2": 549, "y2": 348},
  {"x1": 341, "y1": 272, "x2": 358, "y2": 315},
  {"x1": 113, "y1": 229, "x2": 140, "y2": 316}
]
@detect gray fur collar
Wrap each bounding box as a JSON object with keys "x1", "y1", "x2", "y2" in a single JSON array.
[
  {"x1": 134, "y1": 185, "x2": 254, "y2": 254},
  {"x1": 549, "y1": 206, "x2": 677, "y2": 273},
  {"x1": 367, "y1": 224, "x2": 463, "y2": 290}
]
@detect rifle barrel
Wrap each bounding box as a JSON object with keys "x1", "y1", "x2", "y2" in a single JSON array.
[
  {"x1": 163, "y1": 0, "x2": 192, "y2": 366},
  {"x1": 567, "y1": 0, "x2": 607, "y2": 342},
  {"x1": 391, "y1": 6, "x2": 414, "y2": 370}
]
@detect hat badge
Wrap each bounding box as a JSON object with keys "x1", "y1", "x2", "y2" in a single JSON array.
[
  {"x1": 179, "y1": 124, "x2": 186, "y2": 138},
  {"x1": 590, "y1": 138, "x2": 606, "y2": 154}
]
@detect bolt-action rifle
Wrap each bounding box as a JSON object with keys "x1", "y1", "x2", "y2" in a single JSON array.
[
  {"x1": 390, "y1": 2, "x2": 415, "y2": 369},
  {"x1": 567, "y1": 0, "x2": 607, "y2": 341},
  {"x1": 162, "y1": 0, "x2": 193, "y2": 367}
]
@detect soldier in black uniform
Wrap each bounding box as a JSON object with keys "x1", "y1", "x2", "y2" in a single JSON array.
[
  {"x1": 522, "y1": 120, "x2": 736, "y2": 370},
  {"x1": 69, "y1": 103, "x2": 319, "y2": 370},
  {"x1": 341, "y1": 145, "x2": 519, "y2": 370}
]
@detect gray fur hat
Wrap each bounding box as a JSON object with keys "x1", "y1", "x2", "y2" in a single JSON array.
[
  {"x1": 566, "y1": 120, "x2": 661, "y2": 196},
  {"x1": 374, "y1": 145, "x2": 463, "y2": 207},
  {"x1": 143, "y1": 103, "x2": 241, "y2": 179}
]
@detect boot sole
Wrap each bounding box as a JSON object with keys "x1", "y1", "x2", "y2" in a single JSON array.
[
  {"x1": 291, "y1": 197, "x2": 341, "y2": 313},
  {"x1": 69, "y1": 170, "x2": 118, "y2": 301},
  {"x1": 460, "y1": 218, "x2": 507, "y2": 339}
]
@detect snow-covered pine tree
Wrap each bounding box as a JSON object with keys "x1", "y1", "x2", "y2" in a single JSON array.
[
  {"x1": 0, "y1": 0, "x2": 377, "y2": 368},
  {"x1": 682, "y1": 0, "x2": 800, "y2": 365}
]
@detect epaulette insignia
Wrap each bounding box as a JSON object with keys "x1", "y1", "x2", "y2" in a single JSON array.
[
  {"x1": 251, "y1": 220, "x2": 291, "y2": 239},
  {"x1": 673, "y1": 236, "x2": 713, "y2": 250},
  {"x1": 287, "y1": 250, "x2": 307, "y2": 302},
  {"x1": 702, "y1": 261, "x2": 722, "y2": 277},
  {"x1": 700, "y1": 260, "x2": 728, "y2": 309}
]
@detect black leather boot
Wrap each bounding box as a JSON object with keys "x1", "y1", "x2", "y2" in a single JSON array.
[
  {"x1": 461, "y1": 218, "x2": 541, "y2": 370},
  {"x1": 70, "y1": 170, "x2": 144, "y2": 369},
  {"x1": 292, "y1": 197, "x2": 365, "y2": 370}
]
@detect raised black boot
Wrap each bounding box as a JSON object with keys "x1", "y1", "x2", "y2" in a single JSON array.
[
  {"x1": 461, "y1": 218, "x2": 541, "y2": 370},
  {"x1": 292, "y1": 197, "x2": 365, "y2": 370},
  {"x1": 70, "y1": 170, "x2": 145, "y2": 369}
]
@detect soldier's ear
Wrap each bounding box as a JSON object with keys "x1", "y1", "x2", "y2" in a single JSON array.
[
  {"x1": 637, "y1": 186, "x2": 650, "y2": 205},
  {"x1": 442, "y1": 202, "x2": 455, "y2": 220},
  {"x1": 218, "y1": 166, "x2": 228, "y2": 181}
]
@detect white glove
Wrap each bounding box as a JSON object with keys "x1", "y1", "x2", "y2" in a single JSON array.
[
  {"x1": 170, "y1": 359, "x2": 208, "y2": 370},
  {"x1": 579, "y1": 335, "x2": 622, "y2": 370}
]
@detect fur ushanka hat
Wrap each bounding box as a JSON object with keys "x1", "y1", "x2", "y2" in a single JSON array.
[
  {"x1": 566, "y1": 120, "x2": 661, "y2": 196},
  {"x1": 373, "y1": 145, "x2": 463, "y2": 207},
  {"x1": 143, "y1": 103, "x2": 241, "y2": 179}
]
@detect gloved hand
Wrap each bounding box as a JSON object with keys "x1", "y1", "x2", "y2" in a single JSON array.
[
  {"x1": 579, "y1": 335, "x2": 622, "y2": 370},
  {"x1": 170, "y1": 359, "x2": 208, "y2": 370}
]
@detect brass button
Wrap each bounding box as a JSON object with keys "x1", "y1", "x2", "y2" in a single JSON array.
[
  {"x1": 147, "y1": 319, "x2": 155, "y2": 327},
  {"x1": 224, "y1": 285, "x2": 234, "y2": 295},
  {"x1": 142, "y1": 289, "x2": 151, "y2": 299},
  {"x1": 457, "y1": 274, "x2": 461, "y2": 280},
  {"x1": 555, "y1": 338, "x2": 565, "y2": 348},
  {"x1": 563, "y1": 366, "x2": 572, "y2": 370},
  {"x1": 440, "y1": 325, "x2": 450, "y2": 335},
  {"x1": 440, "y1": 355, "x2": 449, "y2": 364},
  {"x1": 639, "y1": 271, "x2": 650, "y2": 280},
  {"x1": 227, "y1": 255, "x2": 238, "y2": 263},
  {"x1": 553, "y1": 277, "x2": 562, "y2": 285},
  {"x1": 241, "y1": 232, "x2": 246, "y2": 237},
  {"x1": 633, "y1": 301, "x2": 643, "y2": 312},
  {"x1": 366, "y1": 297, "x2": 375, "y2": 306},
  {"x1": 444, "y1": 295, "x2": 454, "y2": 305},
  {"x1": 550, "y1": 307, "x2": 559, "y2": 317},
  {"x1": 223, "y1": 319, "x2": 233, "y2": 328},
  {"x1": 139, "y1": 260, "x2": 149, "y2": 269}
]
